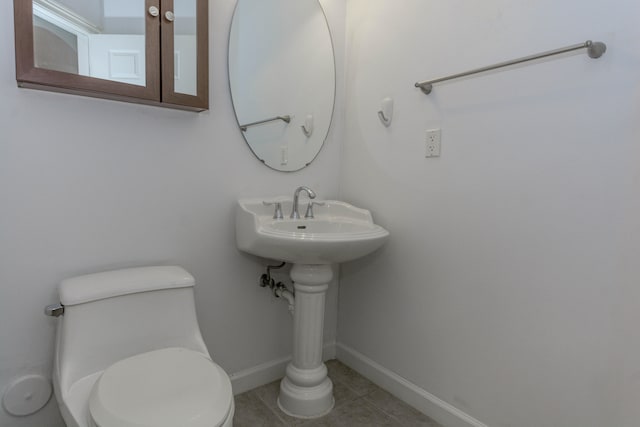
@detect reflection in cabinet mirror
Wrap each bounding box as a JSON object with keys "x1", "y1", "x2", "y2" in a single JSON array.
[
  {"x1": 171, "y1": 0, "x2": 197, "y2": 97},
  {"x1": 33, "y1": 0, "x2": 147, "y2": 86},
  {"x1": 13, "y1": 0, "x2": 208, "y2": 111},
  {"x1": 228, "y1": 0, "x2": 336, "y2": 172}
]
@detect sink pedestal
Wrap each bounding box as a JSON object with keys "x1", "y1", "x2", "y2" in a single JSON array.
[{"x1": 277, "y1": 264, "x2": 334, "y2": 418}]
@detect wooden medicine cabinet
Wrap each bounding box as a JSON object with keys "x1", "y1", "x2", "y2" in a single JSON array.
[{"x1": 13, "y1": 0, "x2": 208, "y2": 111}]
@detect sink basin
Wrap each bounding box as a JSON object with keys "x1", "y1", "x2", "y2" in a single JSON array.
[{"x1": 236, "y1": 198, "x2": 389, "y2": 264}]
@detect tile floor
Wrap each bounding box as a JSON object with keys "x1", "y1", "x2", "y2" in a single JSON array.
[{"x1": 233, "y1": 359, "x2": 443, "y2": 427}]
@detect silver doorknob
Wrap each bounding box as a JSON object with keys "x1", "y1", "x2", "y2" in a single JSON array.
[
  {"x1": 148, "y1": 6, "x2": 159, "y2": 17},
  {"x1": 165, "y1": 11, "x2": 175, "y2": 22}
]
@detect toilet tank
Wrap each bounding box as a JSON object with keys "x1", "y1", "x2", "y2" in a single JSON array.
[{"x1": 53, "y1": 266, "x2": 210, "y2": 398}]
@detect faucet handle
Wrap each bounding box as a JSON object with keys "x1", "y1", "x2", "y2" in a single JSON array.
[
  {"x1": 263, "y1": 201, "x2": 284, "y2": 219},
  {"x1": 304, "y1": 201, "x2": 325, "y2": 219}
]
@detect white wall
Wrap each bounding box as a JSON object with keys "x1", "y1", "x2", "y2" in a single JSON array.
[
  {"x1": 0, "y1": 1, "x2": 344, "y2": 426},
  {"x1": 339, "y1": 1, "x2": 640, "y2": 427}
]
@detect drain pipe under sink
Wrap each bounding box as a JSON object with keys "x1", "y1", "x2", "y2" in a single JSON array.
[
  {"x1": 275, "y1": 287, "x2": 295, "y2": 315},
  {"x1": 260, "y1": 262, "x2": 295, "y2": 315}
]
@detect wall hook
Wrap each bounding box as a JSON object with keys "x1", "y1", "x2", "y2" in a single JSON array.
[
  {"x1": 378, "y1": 97, "x2": 393, "y2": 127},
  {"x1": 378, "y1": 110, "x2": 392, "y2": 126},
  {"x1": 301, "y1": 114, "x2": 314, "y2": 137}
]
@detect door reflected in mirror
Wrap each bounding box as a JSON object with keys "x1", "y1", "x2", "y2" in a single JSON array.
[
  {"x1": 229, "y1": 0, "x2": 336, "y2": 172},
  {"x1": 33, "y1": 0, "x2": 147, "y2": 86}
]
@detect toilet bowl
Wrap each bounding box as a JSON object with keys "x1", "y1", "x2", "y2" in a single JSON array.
[{"x1": 50, "y1": 266, "x2": 234, "y2": 427}]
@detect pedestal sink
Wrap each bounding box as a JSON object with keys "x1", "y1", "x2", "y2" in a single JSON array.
[{"x1": 236, "y1": 198, "x2": 389, "y2": 418}]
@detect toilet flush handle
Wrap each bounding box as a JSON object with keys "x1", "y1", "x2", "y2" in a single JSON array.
[{"x1": 44, "y1": 303, "x2": 64, "y2": 317}]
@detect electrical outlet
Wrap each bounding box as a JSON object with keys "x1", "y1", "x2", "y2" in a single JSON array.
[{"x1": 425, "y1": 129, "x2": 441, "y2": 157}]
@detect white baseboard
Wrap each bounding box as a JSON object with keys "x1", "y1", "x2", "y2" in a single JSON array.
[
  {"x1": 229, "y1": 342, "x2": 336, "y2": 395},
  {"x1": 336, "y1": 343, "x2": 489, "y2": 427}
]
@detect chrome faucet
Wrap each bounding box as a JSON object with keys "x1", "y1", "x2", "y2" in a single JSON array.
[{"x1": 290, "y1": 186, "x2": 316, "y2": 219}]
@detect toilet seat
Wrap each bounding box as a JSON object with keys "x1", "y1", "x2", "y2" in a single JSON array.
[{"x1": 89, "y1": 347, "x2": 233, "y2": 427}]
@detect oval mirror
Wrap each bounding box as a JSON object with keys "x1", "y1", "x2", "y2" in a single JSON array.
[{"x1": 228, "y1": 0, "x2": 336, "y2": 172}]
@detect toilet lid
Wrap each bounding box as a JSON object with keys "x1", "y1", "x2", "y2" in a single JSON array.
[{"x1": 89, "y1": 348, "x2": 233, "y2": 427}]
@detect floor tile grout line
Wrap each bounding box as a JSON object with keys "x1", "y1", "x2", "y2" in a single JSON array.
[
  {"x1": 258, "y1": 391, "x2": 288, "y2": 427},
  {"x1": 250, "y1": 384, "x2": 291, "y2": 426},
  {"x1": 359, "y1": 396, "x2": 405, "y2": 427},
  {"x1": 361, "y1": 393, "x2": 407, "y2": 425}
]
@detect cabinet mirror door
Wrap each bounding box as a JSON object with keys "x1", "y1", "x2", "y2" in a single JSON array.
[
  {"x1": 15, "y1": 0, "x2": 161, "y2": 101},
  {"x1": 160, "y1": 0, "x2": 208, "y2": 109}
]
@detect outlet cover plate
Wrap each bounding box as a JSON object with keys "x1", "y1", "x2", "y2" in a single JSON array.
[{"x1": 425, "y1": 129, "x2": 441, "y2": 157}]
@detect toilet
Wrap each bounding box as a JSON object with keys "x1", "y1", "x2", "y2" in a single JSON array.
[{"x1": 50, "y1": 266, "x2": 234, "y2": 427}]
